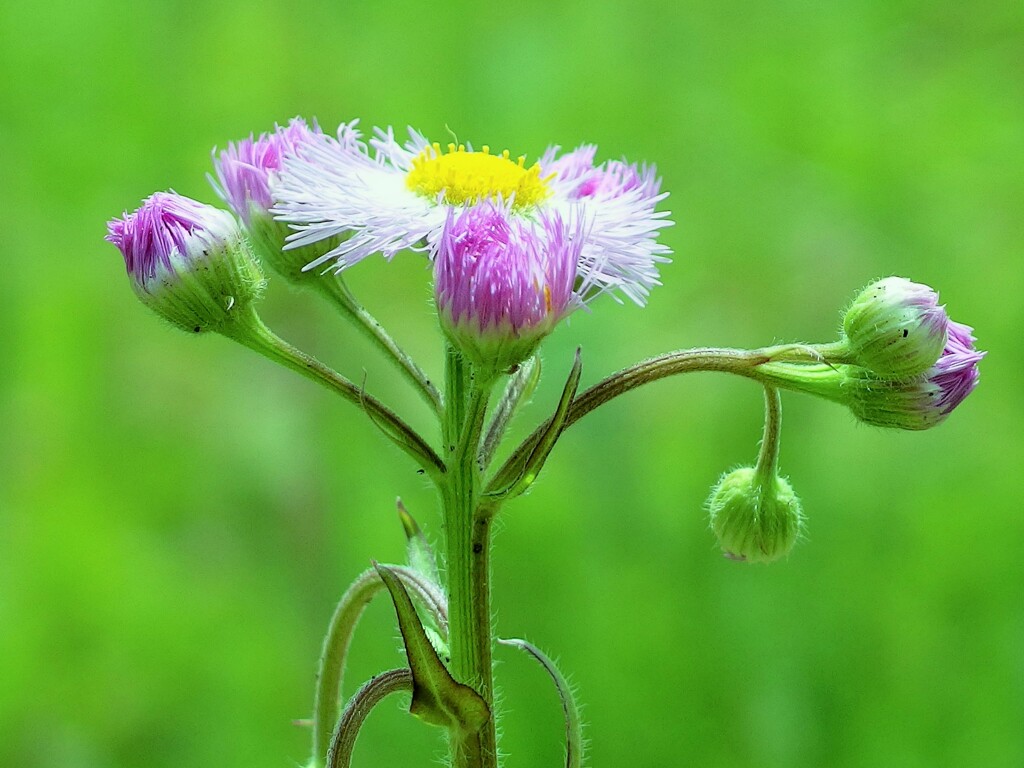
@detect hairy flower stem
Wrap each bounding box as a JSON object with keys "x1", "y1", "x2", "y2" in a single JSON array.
[
  {"x1": 326, "y1": 669, "x2": 414, "y2": 768},
  {"x1": 220, "y1": 304, "x2": 444, "y2": 481},
  {"x1": 442, "y1": 347, "x2": 499, "y2": 768},
  {"x1": 315, "y1": 275, "x2": 442, "y2": 413},
  {"x1": 756, "y1": 386, "x2": 782, "y2": 481},
  {"x1": 487, "y1": 347, "x2": 772, "y2": 497}
]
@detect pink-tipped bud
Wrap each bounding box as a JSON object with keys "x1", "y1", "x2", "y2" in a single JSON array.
[
  {"x1": 842, "y1": 277, "x2": 949, "y2": 379},
  {"x1": 212, "y1": 118, "x2": 321, "y2": 225},
  {"x1": 106, "y1": 192, "x2": 263, "y2": 333},
  {"x1": 211, "y1": 118, "x2": 336, "y2": 284},
  {"x1": 434, "y1": 203, "x2": 583, "y2": 371},
  {"x1": 845, "y1": 319, "x2": 984, "y2": 430}
]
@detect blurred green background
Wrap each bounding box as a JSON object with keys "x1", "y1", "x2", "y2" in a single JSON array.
[{"x1": 2, "y1": 1, "x2": 1022, "y2": 766}]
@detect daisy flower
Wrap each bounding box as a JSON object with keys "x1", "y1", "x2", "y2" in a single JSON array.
[
  {"x1": 272, "y1": 122, "x2": 672, "y2": 366},
  {"x1": 273, "y1": 123, "x2": 672, "y2": 303}
]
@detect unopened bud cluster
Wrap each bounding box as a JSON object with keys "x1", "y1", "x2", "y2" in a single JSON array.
[{"x1": 757, "y1": 277, "x2": 983, "y2": 431}]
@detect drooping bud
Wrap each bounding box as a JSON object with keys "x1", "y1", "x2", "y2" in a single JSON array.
[
  {"x1": 707, "y1": 467, "x2": 803, "y2": 564},
  {"x1": 434, "y1": 203, "x2": 584, "y2": 373},
  {"x1": 841, "y1": 277, "x2": 949, "y2": 379},
  {"x1": 211, "y1": 118, "x2": 339, "y2": 283},
  {"x1": 106, "y1": 192, "x2": 264, "y2": 333},
  {"x1": 844, "y1": 320, "x2": 984, "y2": 430},
  {"x1": 757, "y1": 316, "x2": 983, "y2": 430}
]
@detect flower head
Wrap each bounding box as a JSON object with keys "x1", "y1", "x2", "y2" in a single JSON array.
[
  {"x1": 212, "y1": 118, "x2": 321, "y2": 226},
  {"x1": 211, "y1": 119, "x2": 333, "y2": 284},
  {"x1": 106, "y1": 192, "x2": 264, "y2": 333},
  {"x1": 434, "y1": 203, "x2": 587, "y2": 369},
  {"x1": 842, "y1": 276, "x2": 949, "y2": 379},
  {"x1": 273, "y1": 123, "x2": 672, "y2": 306},
  {"x1": 707, "y1": 467, "x2": 804, "y2": 564}
]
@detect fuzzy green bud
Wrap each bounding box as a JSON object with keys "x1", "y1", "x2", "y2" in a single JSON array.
[
  {"x1": 246, "y1": 211, "x2": 345, "y2": 286},
  {"x1": 106, "y1": 192, "x2": 264, "y2": 334},
  {"x1": 842, "y1": 277, "x2": 948, "y2": 379},
  {"x1": 707, "y1": 467, "x2": 803, "y2": 563}
]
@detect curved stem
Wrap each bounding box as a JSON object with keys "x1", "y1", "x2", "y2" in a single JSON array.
[
  {"x1": 312, "y1": 566, "x2": 448, "y2": 767},
  {"x1": 487, "y1": 347, "x2": 770, "y2": 495},
  {"x1": 316, "y1": 276, "x2": 442, "y2": 413},
  {"x1": 498, "y1": 638, "x2": 583, "y2": 768},
  {"x1": 220, "y1": 304, "x2": 445, "y2": 481},
  {"x1": 325, "y1": 669, "x2": 414, "y2": 768},
  {"x1": 564, "y1": 347, "x2": 770, "y2": 423}
]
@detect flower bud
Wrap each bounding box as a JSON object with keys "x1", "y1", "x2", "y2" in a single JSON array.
[
  {"x1": 106, "y1": 192, "x2": 264, "y2": 333},
  {"x1": 434, "y1": 203, "x2": 582, "y2": 372},
  {"x1": 707, "y1": 467, "x2": 803, "y2": 564},
  {"x1": 842, "y1": 277, "x2": 949, "y2": 379},
  {"x1": 844, "y1": 320, "x2": 983, "y2": 430},
  {"x1": 211, "y1": 118, "x2": 335, "y2": 283}
]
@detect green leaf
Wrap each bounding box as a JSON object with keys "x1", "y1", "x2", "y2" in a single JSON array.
[
  {"x1": 374, "y1": 563, "x2": 489, "y2": 733},
  {"x1": 486, "y1": 348, "x2": 582, "y2": 500},
  {"x1": 396, "y1": 498, "x2": 442, "y2": 586},
  {"x1": 479, "y1": 355, "x2": 542, "y2": 469}
]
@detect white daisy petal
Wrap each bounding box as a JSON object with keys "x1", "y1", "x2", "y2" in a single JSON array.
[{"x1": 272, "y1": 123, "x2": 444, "y2": 271}]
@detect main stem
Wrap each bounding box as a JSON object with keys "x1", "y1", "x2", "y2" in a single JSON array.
[{"x1": 442, "y1": 348, "x2": 499, "y2": 768}]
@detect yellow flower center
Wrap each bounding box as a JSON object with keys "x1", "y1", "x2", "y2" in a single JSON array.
[{"x1": 406, "y1": 142, "x2": 551, "y2": 210}]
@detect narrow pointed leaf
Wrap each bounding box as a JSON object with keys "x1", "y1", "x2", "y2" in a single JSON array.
[
  {"x1": 397, "y1": 498, "x2": 442, "y2": 586},
  {"x1": 374, "y1": 563, "x2": 489, "y2": 733},
  {"x1": 312, "y1": 564, "x2": 448, "y2": 767},
  {"x1": 486, "y1": 348, "x2": 582, "y2": 500},
  {"x1": 499, "y1": 638, "x2": 584, "y2": 768},
  {"x1": 479, "y1": 355, "x2": 542, "y2": 469}
]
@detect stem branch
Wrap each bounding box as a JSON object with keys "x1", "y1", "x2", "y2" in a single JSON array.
[
  {"x1": 316, "y1": 276, "x2": 442, "y2": 413},
  {"x1": 221, "y1": 305, "x2": 444, "y2": 480}
]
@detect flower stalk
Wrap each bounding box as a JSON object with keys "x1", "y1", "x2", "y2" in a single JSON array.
[
  {"x1": 309, "y1": 273, "x2": 442, "y2": 412},
  {"x1": 218, "y1": 304, "x2": 445, "y2": 480},
  {"x1": 441, "y1": 349, "x2": 500, "y2": 768},
  {"x1": 325, "y1": 669, "x2": 413, "y2": 768}
]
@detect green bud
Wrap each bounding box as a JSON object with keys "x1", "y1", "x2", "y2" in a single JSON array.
[
  {"x1": 842, "y1": 277, "x2": 948, "y2": 379},
  {"x1": 247, "y1": 211, "x2": 344, "y2": 288},
  {"x1": 842, "y1": 366, "x2": 949, "y2": 431},
  {"x1": 707, "y1": 467, "x2": 803, "y2": 564}
]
